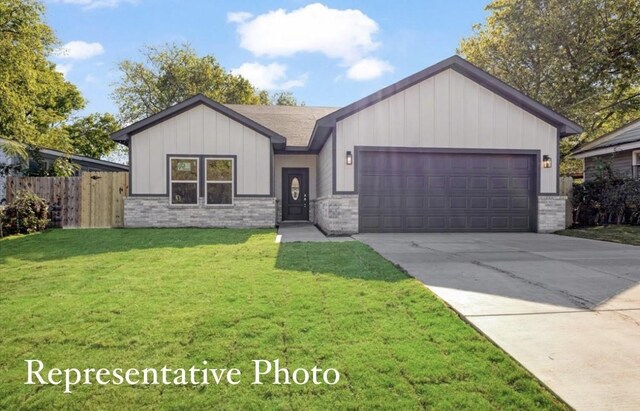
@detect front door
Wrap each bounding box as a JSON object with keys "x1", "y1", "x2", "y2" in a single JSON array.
[{"x1": 282, "y1": 168, "x2": 309, "y2": 221}]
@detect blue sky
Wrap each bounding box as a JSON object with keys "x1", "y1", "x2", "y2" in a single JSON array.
[{"x1": 46, "y1": 0, "x2": 489, "y2": 115}]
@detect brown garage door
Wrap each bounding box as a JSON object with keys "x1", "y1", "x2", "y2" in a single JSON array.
[{"x1": 358, "y1": 151, "x2": 537, "y2": 232}]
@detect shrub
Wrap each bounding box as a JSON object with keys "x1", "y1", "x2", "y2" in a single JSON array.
[
  {"x1": 572, "y1": 161, "x2": 640, "y2": 226},
  {"x1": 1, "y1": 191, "x2": 49, "y2": 236}
]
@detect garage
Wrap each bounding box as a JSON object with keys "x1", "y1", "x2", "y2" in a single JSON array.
[{"x1": 358, "y1": 150, "x2": 538, "y2": 233}]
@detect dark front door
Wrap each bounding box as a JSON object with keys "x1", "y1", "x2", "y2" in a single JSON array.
[{"x1": 282, "y1": 168, "x2": 309, "y2": 221}]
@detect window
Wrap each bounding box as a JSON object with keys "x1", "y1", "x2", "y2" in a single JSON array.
[
  {"x1": 633, "y1": 151, "x2": 640, "y2": 179},
  {"x1": 170, "y1": 157, "x2": 199, "y2": 205},
  {"x1": 205, "y1": 158, "x2": 233, "y2": 205}
]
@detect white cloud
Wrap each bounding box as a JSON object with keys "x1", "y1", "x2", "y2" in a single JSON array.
[
  {"x1": 55, "y1": 63, "x2": 73, "y2": 77},
  {"x1": 347, "y1": 58, "x2": 393, "y2": 81},
  {"x1": 232, "y1": 62, "x2": 306, "y2": 90},
  {"x1": 54, "y1": 41, "x2": 105, "y2": 60},
  {"x1": 230, "y1": 3, "x2": 379, "y2": 64},
  {"x1": 50, "y1": 0, "x2": 137, "y2": 9},
  {"x1": 227, "y1": 11, "x2": 252, "y2": 23},
  {"x1": 85, "y1": 74, "x2": 97, "y2": 83}
]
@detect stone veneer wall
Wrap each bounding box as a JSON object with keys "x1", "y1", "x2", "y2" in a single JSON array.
[
  {"x1": 315, "y1": 195, "x2": 358, "y2": 235},
  {"x1": 538, "y1": 195, "x2": 568, "y2": 233},
  {"x1": 124, "y1": 196, "x2": 276, "y2": 228}
]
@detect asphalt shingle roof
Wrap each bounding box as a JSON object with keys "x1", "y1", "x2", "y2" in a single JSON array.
[
  {"x1": 225, "y1": 104, "x2": 338, "y2": 148},
  {"x1": 574, "y1": 119, "x2": 640, "y2": 154}
]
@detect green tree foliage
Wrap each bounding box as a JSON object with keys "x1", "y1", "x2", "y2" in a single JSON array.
[
  {"x1": 64, "y1": 113, "x2": 119, "y2": 158},
  {"x1": 112, "y1": 43, "x2": 269, "y2": 124},
  {"x1": 271, "y1": 91, "x2": 303, "y2": 106},
  {"x1": 459, "y1": 0, "x2": 640, "y2": 174},
  {"x1": 0, "y1": 0, "x2": 84, "y2": 150}
]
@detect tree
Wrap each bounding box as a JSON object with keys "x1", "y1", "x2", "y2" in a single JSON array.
[
  {"x1": 65, "y1": 113, "x2": 120, "y2": 158},
  {"x1": 0, "y1": 0, "x2": 84, "y2": 150},
  {"x1": 112, "y1": 43, "x2": 268, "y2": 124},
  {"x1": 459, "y1": 0, "x2": 640, "y2": 174},
  {"x1": 272, "y1": 91, "x2": 303, "y2": 106}
]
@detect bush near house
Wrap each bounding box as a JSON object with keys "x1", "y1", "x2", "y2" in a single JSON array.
[
  {"x1": 0, "y1": 191, "x2": 49, "y2": 236},
  {"x1": 572, "y1": 160, "x2": 640, "y2": 226}
]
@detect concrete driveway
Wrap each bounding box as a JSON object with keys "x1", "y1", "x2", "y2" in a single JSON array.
[{"x1": 355, "y1": 233, "x2": 640, "y2": 411}]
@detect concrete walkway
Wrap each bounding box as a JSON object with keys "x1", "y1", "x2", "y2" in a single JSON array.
[
  {"x1": 356, "y1": 233, "x2": 640, "y2": 411},
  {"x1": 276, "y1": 222, "x2": 353, "y2": 243}
]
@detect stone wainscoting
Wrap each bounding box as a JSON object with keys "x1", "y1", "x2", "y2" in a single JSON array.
[
  {"x1": 315, "y1": 195, "x2": 358, "y2": 235},
  {"x1": 538, "y1": 195, "x2": 568, "y2": 233},
  {"x1": 124, "y1": 196, "x2": 276, "y2": 228}
]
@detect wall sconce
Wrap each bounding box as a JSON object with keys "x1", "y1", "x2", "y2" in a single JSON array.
[
  {"x1": 542, "y1": 155, "x2": 552, "y2": 169},
  {"x1": 346, "y1": 151, "x2": 353, "y2": 165}
]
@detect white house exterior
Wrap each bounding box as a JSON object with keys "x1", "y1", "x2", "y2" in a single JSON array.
[{"x1": 112, "y1": 56, "x2": 582, "y2": 233}]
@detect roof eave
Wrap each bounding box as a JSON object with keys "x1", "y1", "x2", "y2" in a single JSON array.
[
  {"x1": 308, "y1": 55, "x2": 584, "y2": 148},
  {"x1": 109, "y1": 94, "x2": 287, "y2": 146}
]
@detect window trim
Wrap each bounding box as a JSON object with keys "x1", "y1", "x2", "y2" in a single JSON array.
[
  {"x1": 633, "y1": 150, "x2": 640, "y2": 179},
  {"x1": 204, "y1": 157, "x2": 234, "y2": 206},
  {"x1": 169, "y1": 156, "x2": 200, "y2": 206}
]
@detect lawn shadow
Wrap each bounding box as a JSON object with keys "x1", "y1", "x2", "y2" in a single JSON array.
[
  {"x1": 0, "y1": 228, "x2": 262, "y2": 263},
  {"x1": 274, "y1": 241, "x2": 411, "y2": 282}
]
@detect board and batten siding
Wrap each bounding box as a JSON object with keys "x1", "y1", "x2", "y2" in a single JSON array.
[
  {"x1": 317, "y1": 134, "x2": 333, "y2": 198},
  {"x1": 335, "y1": 68, "x2": 559, "y2": 193},
  {"x1": 131, "y1": 104, "x2": 272, "y2": 196},
  {"x1": 274, "y1": 155, "x2": 317, "y2": 200}
]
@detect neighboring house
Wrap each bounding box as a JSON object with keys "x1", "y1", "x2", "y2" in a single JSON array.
[
  {"x1": 111, "y1": 55, "x2": 582, "y2": 234},
  {"x1": 571, "y1": 119, "x2": 640, "y2": 180},
  {"x1": 0, "y1": 138, "x2": 129, "y2": 204}
]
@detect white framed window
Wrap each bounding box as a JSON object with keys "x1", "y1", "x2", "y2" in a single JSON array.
[
  {"x1": 169, "y1": 157, "x2": 199, "y2": 205},
  {"x1": 633, "y1": 150, "x2": 640, "y2": 179},
  {"x1": 205, "y1": 157, "x2": 233, "y2": 205}
]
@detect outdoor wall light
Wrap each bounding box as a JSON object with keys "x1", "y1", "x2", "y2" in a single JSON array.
[
  {"x1": 346, "y1": 151, "x2": 353, "y2": 165},
  {"x1": 542, "y1": 155, "x2": 552, "y2": 169}
]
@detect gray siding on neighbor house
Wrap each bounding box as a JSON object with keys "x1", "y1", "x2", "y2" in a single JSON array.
[
  {"x1": 130, "y1": 104, "x2": 272, "y2": 196},
  {"x1": 335, "y1": 68, "x2": 559, "y2": 194},
  {"x1": 584, "y1": 149, "x2": 635, "y2": 180}
]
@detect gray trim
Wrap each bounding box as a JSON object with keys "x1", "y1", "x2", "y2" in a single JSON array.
[
  {"x1": 274, "y1": 149, "x2": 320, "y2": 155},
  {"x1": 556, "y1": 128, "x2": 561, "y2": 195},
  {"x1": 111, "y1": 94, "x2": 286, "y2": 147},
  {"x1": 309, "y1": 55, "x2": 582, "y2": 151},
  {"x1": 128, "y1": 138, "x2": 132, "y2": 196}
]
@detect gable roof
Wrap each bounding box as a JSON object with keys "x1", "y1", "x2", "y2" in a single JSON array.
[
  {"x1": 571, "y1": 119, "x2": 640, "y2": 158},
  {"x1": 110, "y1": 94, "x2": 287, "y2": 148},
  {"x1": 225, "y1": 104, "x2": 337, "y2": 148},
  {"x1": 0, "y1": 138, "x2": 129, "y2": 171},
  {"x1": 308, "y1": 55, "x2": 583, "y2": 151}
]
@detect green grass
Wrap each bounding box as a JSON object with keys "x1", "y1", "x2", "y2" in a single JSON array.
[
  {"x1": 0, "y1": 229, "x2": 566, "y2": 410},
  {"x1": 556, "y1": 225, "x2": 640, "y2": 246}
]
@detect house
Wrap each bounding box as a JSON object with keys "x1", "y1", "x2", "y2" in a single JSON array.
[
  {"x1": 571, "y1": 119, "x2": 640, "y2": 180},
  {"x1": 0, "y1": 138, "x2": 129, "y2": 204},
  {"x1": 111, "y1": 55, "x2": 582, "y2": 234}
]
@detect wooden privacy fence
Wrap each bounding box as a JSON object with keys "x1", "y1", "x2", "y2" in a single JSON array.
[
  {"x1": 6, "y1": 172, "x2": 129, "y2": 228},
  {"x1": 560, "y1": 176, "x2": 574, "y2": 227}
]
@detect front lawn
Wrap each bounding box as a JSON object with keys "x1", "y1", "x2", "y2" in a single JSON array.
[
  {"x1": 556, "y1": 225, "x2": 640, "y2": 246},
  {"x1": 0, "y1": 229, "x2": 565, "y2": 410}
]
